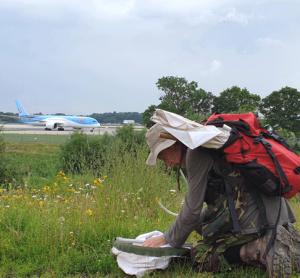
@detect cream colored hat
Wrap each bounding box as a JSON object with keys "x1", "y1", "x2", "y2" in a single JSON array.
[{"x1": 146, "y1": 124, "x2": 176, "y2": 166}]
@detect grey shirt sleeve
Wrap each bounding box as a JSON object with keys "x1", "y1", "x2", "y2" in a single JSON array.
[{"x1": 164, "y1": 147, "x2": 214, "y2": 248}]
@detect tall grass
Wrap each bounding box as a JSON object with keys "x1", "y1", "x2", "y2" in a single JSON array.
[{"x1": 0, "y1": 139, "x2": 299, "y2": 277}]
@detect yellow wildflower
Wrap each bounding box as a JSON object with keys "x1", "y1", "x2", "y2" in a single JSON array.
[
  {"x1": 86, "y1": 210, "x2": 93, "y2": 215},
  {"x1": 39, "y1": 201, "x2": 44, "y2": 207},
  {"x1": 43, "y1": 186, "x2": 51, "y2": 192},
  {"x1": 54, "y1": 182, "x2": 58, "y2": 187}
]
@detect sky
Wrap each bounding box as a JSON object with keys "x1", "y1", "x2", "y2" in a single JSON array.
[{"x1": 1, "y1": 0, "x2": 300, "y2": 116}]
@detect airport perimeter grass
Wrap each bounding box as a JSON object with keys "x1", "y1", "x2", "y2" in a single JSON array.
[
  {"x1": 1, "y1": 142, "x2": 300, "y2": 277},
  {"x1": 2, "y1": 133, "x2": 71, "y2": 144}
]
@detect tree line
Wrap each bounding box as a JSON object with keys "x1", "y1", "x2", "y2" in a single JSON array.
[{"x1": 143, "y1": 76, "x2": 300, "y2": 137}]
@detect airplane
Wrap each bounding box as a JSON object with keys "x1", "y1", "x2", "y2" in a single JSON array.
[{"x1": 13, "y1": 99, "x2": 100, "y2": 131}]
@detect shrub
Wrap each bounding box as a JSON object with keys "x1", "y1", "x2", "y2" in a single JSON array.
[{"x1": 115, "y1": 124, "x2": 147, "y2": 151}]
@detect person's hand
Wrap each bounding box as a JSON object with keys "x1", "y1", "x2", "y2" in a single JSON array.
[{"x1": 142, "y1": 235, "x2": 167, "y2": 247}]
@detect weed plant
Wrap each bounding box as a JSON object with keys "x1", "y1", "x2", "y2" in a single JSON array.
[{"x1": 0, "y1": 130, "x2": 299, "y2": 277}]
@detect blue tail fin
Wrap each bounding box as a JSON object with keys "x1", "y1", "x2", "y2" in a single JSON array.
[{"x1": 15, "y1": 99, "x2": 29, "y2": 116}]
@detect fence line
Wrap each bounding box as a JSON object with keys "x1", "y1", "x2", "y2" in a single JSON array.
[{"x1": 1, "y1": 133, "x2": 76, "y2": 143}]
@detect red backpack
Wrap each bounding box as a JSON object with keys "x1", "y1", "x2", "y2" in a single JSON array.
[{"x1": 205, "y1": 112, "x2": 300, "y2": 199}]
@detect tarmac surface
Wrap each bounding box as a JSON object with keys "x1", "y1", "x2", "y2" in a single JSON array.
[{"x1": 1, "y1": 124, "x2": 145, "y2": 135}]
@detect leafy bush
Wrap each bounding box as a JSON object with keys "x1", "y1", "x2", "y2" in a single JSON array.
[
  {"x1": 60, "y1": 127, "x2": 147, "y2": 174},
  {"x1": 115, "y1": 124, "x2": 147, "y2": 150},
  {"x1": 0, "y1": 127, "x2": 25, "y2": 186}
]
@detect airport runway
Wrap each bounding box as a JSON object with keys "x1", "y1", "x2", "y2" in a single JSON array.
[{"x1": 1, "y1": 124, "x2": 145, "y2": 135}]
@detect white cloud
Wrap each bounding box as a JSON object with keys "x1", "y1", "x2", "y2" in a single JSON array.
[
  {"x1": 201, "y1": 60, "x2": 222, "y2": 76},
  {"x1": 0, "y1": 0, "x2": 135, "y2": 20},
  {"x1": 219, "y1": 7, "x2": 254, "y2": 25},
  {"x1": 256, "y1": 37, "x2": 284, "y2": 45}
]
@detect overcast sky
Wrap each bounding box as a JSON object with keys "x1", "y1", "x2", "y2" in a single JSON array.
[{"x1": 0, "y1": 0, "x2": 300, "y2": 115}]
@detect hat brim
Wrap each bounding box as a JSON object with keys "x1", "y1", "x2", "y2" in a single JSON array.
[{"x1": 146, "y1": 139, "x2": 176, "y2": 166}]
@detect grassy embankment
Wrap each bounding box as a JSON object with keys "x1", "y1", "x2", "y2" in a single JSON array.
[{"x1": 1, "y1": 139, "x2": 300, "y2": 278}]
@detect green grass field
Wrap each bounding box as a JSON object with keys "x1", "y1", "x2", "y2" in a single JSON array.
[
  {"x1": 2, "y1": 133, "x2": 70, "y2": 143},
  {"x1": 0, "y1": 141, "x2": 299, "y2": 277}
]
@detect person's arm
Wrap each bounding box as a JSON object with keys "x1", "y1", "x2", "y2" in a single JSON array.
[{"x1": 164, "y1": 147, "x2": 215, "y2": 248}]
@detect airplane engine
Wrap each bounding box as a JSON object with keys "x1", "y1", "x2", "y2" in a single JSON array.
[{"x1": 45, "y1": 122, "x2": 58, "y2": 130}]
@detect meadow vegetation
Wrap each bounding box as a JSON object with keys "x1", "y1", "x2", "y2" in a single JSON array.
[{"x1": 0, "y1": 125, "x2": 299, "y2": 277}]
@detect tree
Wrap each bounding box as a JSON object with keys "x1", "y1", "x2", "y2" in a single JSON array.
[
  {"x1": 212, "y1": 86, "x2": 261, "y2": 114},
  {"x1": 143, "y1": 76, "x2": 214, "y2": 128},
  {"x1": 156, "y1": 76, "x2": 199, "y2": 115},
  {"x1": 260, "y1": 86, "x2": 300, "y2": 137},
  {"x1": 142, "y1": 105, "x2": 157, "y2": 128}
]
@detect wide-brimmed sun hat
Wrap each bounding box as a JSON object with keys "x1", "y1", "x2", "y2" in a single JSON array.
[{"x1": 146, "y1": 124, "x2": 176, "y2": 166}]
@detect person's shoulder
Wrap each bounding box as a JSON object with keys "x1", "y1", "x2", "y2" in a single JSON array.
[{"x1": 187, "y1": 146, "x2": 216, "y2": 159}]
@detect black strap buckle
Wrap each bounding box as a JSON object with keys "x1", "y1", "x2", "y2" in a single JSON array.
[
  {"x1": 253, "y1": 136, "x2": 261, "y2": 145},
  {"x1": 294, "y1": 166, "x2": 300, "y2": 175}
]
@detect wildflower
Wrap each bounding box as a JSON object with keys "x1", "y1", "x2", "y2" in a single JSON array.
[
  {"x1": 43, "y1": 186, "x2": 51, "y2": 192},
  {"x1": 24, "y1": 196, "x2": 28, "y2": 200},
  {"x1": 26, "y1": 202, "x2": 33, "y2": 206},
  {"x1": 69, "y1": 184, "x2": 73, "y2": 187},
  {"x1": 138, "y1": 188, "x2": 143, "y2": 192},
  {"x1": 60, "y1": 217, "x2": 65, "y2": 222},
  {"x1": 170, "y1": 189, "x2": 176, "y2": 193},
  {"x1": 2, "y1": 196, "x2": 8, "y2": 199},
  {"x1": 54, "y1": 182, "x2": 58, "y2": 187},
  {"x1": 137, "y1": 197, "x2": 141, "y2": 200},
  {"x1": 32, "y1": 195, "x2": 36, "y2": 198},
  {"x1": 74, "y1": 191, "x2": 80, "y2": 194},
  {"x1": 65, "y1": 200, "x2": 69, "y2": 203},
  {"x1": 86, "y1": 210, "x2": 93, "y2": 215},
  {"x1": 39, "y1": 201, "x2": 44, "y2": 207},
  {"x1": 70, "y1": 231, "x2": 73, "y2": 236},
  {"x1": 94, "y1": 178, "x2": 101, "y2": 185},
  {"x1": 121, "y1": 210, "x2": 125, "y2": 213}
]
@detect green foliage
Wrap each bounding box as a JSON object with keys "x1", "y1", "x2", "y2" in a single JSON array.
[
  {"x1": 59, "y1": 127, "x2": 147, "y2": 174},
  {"x1": 0, "y1": 125, "x2": 5, "y2": 154},
  {"x1": 260, "y1": 86, "x2": 300, "y2": 137},
  {"x1": 0, "y1": 128, "x2": 25, "y2": 186},
  {"x1": 89, "y1": 111, "x2": 143, "y2": 124},
  {"x1": 0, "y1": 112, "x2": 19, "y2": 123},
  {"x1": 115, "y1": 124, "x2": 147, "y2": 149},
  {"x1": 157, "y1": 76, "x2": 214, "y2": 116},
  {"x1": 0, "y1": 155, "x2": 25, "y2": 186},
  {"x1": 142, "y1": 104, "x2": 157, "y2": 128},
  {"x1": 0, "y1": 141, "x2": 299, "y2": 277},
  {"x1": 212, "y1": 86, "x2": 261, "y2": 114},
  {"x1": 143, "y1": 76, "x2": 214, "y2": 127},
  {"x1": 59, "y1": 131, "x2": 115, "y2": 174}
]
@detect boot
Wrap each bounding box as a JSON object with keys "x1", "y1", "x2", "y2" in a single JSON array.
[{"x1": 240, "y1": 224, "x2": 300, "y2": 278}]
